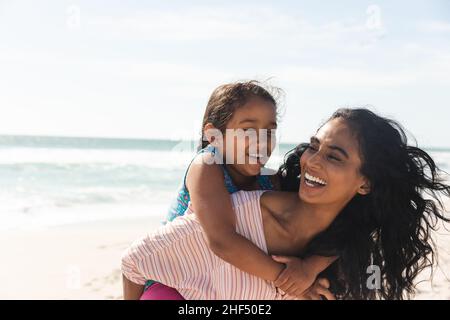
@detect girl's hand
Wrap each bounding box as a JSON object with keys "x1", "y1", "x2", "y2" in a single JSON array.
[{"x1": 272, "y1": 255, "x2": 317, "y2": 298}]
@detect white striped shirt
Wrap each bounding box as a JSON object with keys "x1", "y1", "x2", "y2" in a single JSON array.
[{"x1": 121, "y1": 190, "x2": 291, "y2": 300}]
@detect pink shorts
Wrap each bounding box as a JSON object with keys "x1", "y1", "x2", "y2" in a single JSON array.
[{"x1": 140, "y1": 283, "x2": 185, "y2": 300}]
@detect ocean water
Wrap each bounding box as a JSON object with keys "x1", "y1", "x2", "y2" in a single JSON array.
[{"x1": 0, "y1": 135, "x2": 449, "y2": 231}]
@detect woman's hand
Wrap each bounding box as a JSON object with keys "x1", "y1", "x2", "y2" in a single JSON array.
[{"x1": 301, "y1": 278, "x2": 336, "y2": 300}]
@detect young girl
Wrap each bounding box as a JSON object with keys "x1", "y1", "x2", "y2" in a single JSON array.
[{"x1": 130, "y1": 81, "x2": 334, "y2": 300}]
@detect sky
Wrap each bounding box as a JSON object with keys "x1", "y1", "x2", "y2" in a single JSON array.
[{"x1": 1, "y1": 0, "x2": 449, "y2": 147}]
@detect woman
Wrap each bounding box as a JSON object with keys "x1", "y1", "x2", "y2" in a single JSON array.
[{"x1": 122, "y1": 108, "x2": 450, "y2": 300}]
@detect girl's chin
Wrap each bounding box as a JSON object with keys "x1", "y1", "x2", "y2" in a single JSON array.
[{"x1": 239, "y1": 164, "x2": 263, "y2": 176}]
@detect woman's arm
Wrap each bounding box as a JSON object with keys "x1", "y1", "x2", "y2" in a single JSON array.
[{"x1": 187, "y1": 154, "x2": 285, "y2": 281}]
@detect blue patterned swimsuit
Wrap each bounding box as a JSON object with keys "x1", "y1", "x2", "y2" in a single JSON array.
[
  {"x1": 166, "y1": 144, "x2": 274, "y2": 222},
  {"x1": 145, "y1": 144, "x2": 275, "y2": 290}
]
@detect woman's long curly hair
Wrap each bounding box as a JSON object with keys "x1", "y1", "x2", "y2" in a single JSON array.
[{"x1": 278, "y1": 108, "x2": 450, "y2": 299}]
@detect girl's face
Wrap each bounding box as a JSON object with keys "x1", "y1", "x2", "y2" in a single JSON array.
[
  {"x1": 222, "y1": 97, "x2": 277, "y2": 176},
  {"x1": 299, "y1": 118, "x2": 370, "y2": 206}
]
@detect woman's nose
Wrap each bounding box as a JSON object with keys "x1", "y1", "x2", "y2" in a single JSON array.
[{"x1": 306, "y1": 152, "x2": 323, "y2": 170}]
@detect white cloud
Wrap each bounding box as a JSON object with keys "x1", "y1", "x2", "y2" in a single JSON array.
[
  {"x1": 277, "y1": 66, "x2": 414, "y2": 87},
  {"x1": 84, "y1": 6, "x2": 379, "y2": 49},
  {"x1": 1, "y1": 2, "x2": 449, "y2": 145},
  {"x1": 86, "y1": 7, "x2": 281, "y2": 41},
  {"x1": 119, "y1": 62, "x2": 231, "y2": 82},
  {"x1": 418, "y1": 20, "x2": 450, "y2": 33}
]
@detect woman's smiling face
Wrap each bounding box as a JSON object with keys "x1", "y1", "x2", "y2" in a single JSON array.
[{"x1": 299, "y1": 118, "x2": 370, "y2": 206}]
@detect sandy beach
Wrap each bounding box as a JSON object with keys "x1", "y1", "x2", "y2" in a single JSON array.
[
  {"x1": 1, "y1": 203, "x2": 449, "y2": 300},
  {"x1": 0, "y1": 217, "x2": 161, "y2": 300}
]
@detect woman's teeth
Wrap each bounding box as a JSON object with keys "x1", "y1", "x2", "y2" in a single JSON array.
[{"x1": 304, "y1": 172, "x2": 327, "y2": 187}]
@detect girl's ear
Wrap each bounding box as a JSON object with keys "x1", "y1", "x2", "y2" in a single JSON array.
[
  {"x1": 203, "y1": 123, "x2": 219, "y2": 144},
  {"x1": 357, "y1": 178, "x2": 371, "y2": 195}
]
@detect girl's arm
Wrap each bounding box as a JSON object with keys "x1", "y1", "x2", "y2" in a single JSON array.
[
  {"x1": 186, "y1": 154, "x2": 285, "y2": 281},
  {"x1": 187, "y1": 154, "x2": 336, "y2": 294},
  {"x1": 121, "y1": 242, "x2": 148, "y2": 300},
  {"x1": 272, "y1": 255, "x2": 338, "y2": 297},
  {"x1": 123, "y1": 275, "x2": 144, "y2": 300}
]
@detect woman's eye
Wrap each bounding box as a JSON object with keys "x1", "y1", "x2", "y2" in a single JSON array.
[
  {"x1": 328, "y1": 154, "x2": 341, "y2": 162},
  {"x1": 307, "y1": 145, "x2": 318, "y2": 152}
]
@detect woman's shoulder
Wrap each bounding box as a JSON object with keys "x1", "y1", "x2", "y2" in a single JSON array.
[
  {"x1": 229, "y1": 190, "x2": 296, "y2": 212},
  {"x1": 260, "y1": 190, "x2": 298, "y2": 214},
  {"x1": 230, "y1": 190, "x2": 266, "y2": 206}
]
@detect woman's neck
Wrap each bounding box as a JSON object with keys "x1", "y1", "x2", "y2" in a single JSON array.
[{"x1": 285, "y1": 197, "x2": 346, "y2": 244}]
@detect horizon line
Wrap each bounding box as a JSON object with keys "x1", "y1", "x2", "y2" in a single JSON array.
[{"x1": 0, "y1": 133, "x2": 449, "y2": 151}]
